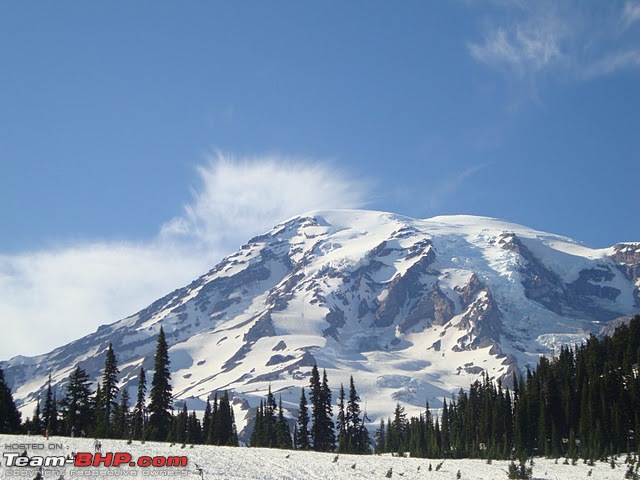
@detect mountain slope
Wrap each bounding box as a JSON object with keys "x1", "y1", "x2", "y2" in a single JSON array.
[{"x1": 3, "y1": 210, "x2": 639, "y2": 435}]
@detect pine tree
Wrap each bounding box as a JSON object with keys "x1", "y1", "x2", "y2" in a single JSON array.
[
  {"x1": 96, "y1": 343, "x2": 119, "y2": 437},
  {"x1": 346, "y1": 376, "x2": 368, "y2": 453},
  {"x1": 172, "y1": 402, "x2": 188, "y2": 444},
  {"x1": 202, "y1": 397, "x2": 212, "y2": 443},
  {"x1": 309, "y1": 364, "x2": 323, "y2": 450},
  {"x1": 374, "y1": 418, "x2": 386, "y2": 454},
  {"x1": 388, "y1": 403, "x2": 407, "y2": 455},
  {"x1": 250, "y1": 400, "x2": 265, "y2": 447},
  {"x1": 265, "y1": 385, "x2": 277, "y2": 446},
  {"x1": 336, "y1": 383, "x2": 347, "y2": 452},
  {"x1": 115, "y1": 388, "x2": 130, "y2": 439},
  {"x1": 320, "y1": 369, "x2": 336, "y2": 451},
  {"x1": 59, "y1": 365, "x2": 93, "y2": 437},
  {"x1": 32, "y1": 399, "x2": 43, "y2": 435},
  {"x1": 207, "y1": 392, "x2": 219, "y2": 444},
  {"x1": 275, "y1": 396, "x2": 292, "y2": 449},
  {"x1": 187, "y1": 410, "x2": 202, "y2": 444},
  {"x1": 0, "y1": 366, "x2": 21, "y2": 433},
  {"x1": 295, "y1": 387, "x2": 310, "y2": 450},
  {"x1": 309, "y1": 365, "x2": 336, "y2": 451},
  {"x1": 147, "y1": 326, "x2": 173, "y2": 441},
  {"x1": 42, "y1": 374, "x2": 58, "y2": 436},
  {"x1": 131, "y1": 367, "x2": 146, "y2": 440},
  {"x1": 214, "y1": 391, "x2": 238, "y2": 446}
]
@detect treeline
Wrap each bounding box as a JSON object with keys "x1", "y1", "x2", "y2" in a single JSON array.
[
  {"x1": 373, "y1": 315, "x2": 640, "y2": 461},
  {"x1": 249, "y1": 366, "x2": 371, "y2": 453},
  {"x1": 0, "y1": 326, "x2": 238, "y2": 446}
]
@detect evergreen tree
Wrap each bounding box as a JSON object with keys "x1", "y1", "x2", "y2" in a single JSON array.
[
  {"x1": 207, "y1": 392, "x2": 219, "y2": 444},
  {"x1": 96, "y1": 343, "x2": 119, "y2": 437},
  {"x1": 115, "y1": 388, "x2": 130, "y2": 439},
  {"x1": 250, "y1": 387, "x2": 281, "y2": 448},
  {"x1": 346, "y1": 376, "x2": 368, "y2": 453},
  {"x1": 308, "y1": 365, "x2": 335, "y2": 451},
  {"x1": 320, "y1": 369, "x2": 336, "y2": 451},
  {"x1": 131, "y1": 367, "x2": 146, "y2": 440},
  {"x1": 265, "y1": 385, "x2": 277, "y2": 446},
  {"x1": 213, "y1": 391, "x2": 238, "y2": 446},
  {"x1": 32, "y1": 399, "x2": 43, "y2": 435},
  {"x1": 374, "y1": 418, "x2": 386, "y2": 454},
  {"x1": 388, "y1": 403, "x2": 407, "y2": 455},
  {"x1": 147, "y1": 326, "x2": 173, "y2": 441},
  {"x1": 275, "y1": 396, "x2": 292, "y2": 449},
  {"x1": 59, "y1": 365, "x2": 93, "y2": 437},
  {"x1": 309, "y1": 364, "x2": 323, "y2": 450},
  {"x1": 250, "y1": 400, "x2": 265, "y2": 447},
  {"x1": 42, "y1": 375, "x2": 58, "y2": 436},
  {"x1": 171, "y1": 402, "x2": 188, "y2": 444},
  {"x1": 295, "y1": 387, "x2": 310, "y2": 450},
  {"x1": 187, "y1": 410, "x2": 202, "y2": 444},
  {"x1": 336, "y1": 383, "x2": 347, "y2": 452},
  {"x1": 0, "y1": 366, "x2": 21, "y2": 433},
  {"x1": 202, "y1": 397, "x2": 212, "y2": 443}
]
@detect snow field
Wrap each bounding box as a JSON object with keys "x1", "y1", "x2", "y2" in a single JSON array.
[{"x1": 0, "y1": 434, "x2": 631, "y2": 480}]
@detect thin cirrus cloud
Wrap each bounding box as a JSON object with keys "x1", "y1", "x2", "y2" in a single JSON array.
[
  {"x1": 468, "y1": 1, "x2": 640, "y2": 83},
  {"x1": 624, "y1": 1, "x2": 640, "y2": 27},
  {"x1": 0, "y1": 154, "x2": 370, "y2": 360}
]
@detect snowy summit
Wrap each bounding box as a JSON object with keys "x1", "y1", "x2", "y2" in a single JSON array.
[{"x1": 2, "y1": 210, "x2": 639, "y2": 438}]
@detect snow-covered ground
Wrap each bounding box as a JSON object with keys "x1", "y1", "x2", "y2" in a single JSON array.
[{"x1": 0, "y1": 434, "x2": 631, "y2": 479}]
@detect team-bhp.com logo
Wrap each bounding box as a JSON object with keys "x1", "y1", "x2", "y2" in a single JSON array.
[{"x1": 3, "y1": 451, "x2": 188, "y2": 469}]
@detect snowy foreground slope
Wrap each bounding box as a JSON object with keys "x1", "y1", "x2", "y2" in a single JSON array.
[
  {"x1": 3, "y1": 210, "x2": 639, "y2": 436},
  {"x1": 0, "y1": 434, "x2": 630, "y2": 480}
]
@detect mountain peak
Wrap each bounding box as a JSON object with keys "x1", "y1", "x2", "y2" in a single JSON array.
[{"x1": 3, "y1": 210, "x2": 639, "y2": 440}]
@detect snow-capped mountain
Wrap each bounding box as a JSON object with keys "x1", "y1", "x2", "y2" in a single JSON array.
[{"x1": 3, "y1": 210, "x2": 639, "y2": 435}]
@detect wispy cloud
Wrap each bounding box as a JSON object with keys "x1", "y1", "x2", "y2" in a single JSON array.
[
  {"x1": 427, "y1": 163, "x2": 491, "y2": 212},
  {"x1": 623, "y1": 1, "x2": 640, "y2": 28},
  {"x1": 0, "y1": 154, "x2": 369, "y2": 359},
  {"x1": 160, "y1": 152, "x2": 369, "y2": 252},
  {"x1": 469, "y1": 13, "x2": 565, "y2": 77},
  {"x1": 468, "y1": 1, "x2": 640, "y2": 86},
  {"x1": 582, "y1": 49, "x2": 640, "y2": 78}
]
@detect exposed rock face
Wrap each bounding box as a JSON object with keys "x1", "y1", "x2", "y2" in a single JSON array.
[
  {"x1": 375, "y1": 246, "x2": 435, "y2": 327},
  {"x1": 400, "y1": 282, "x2": 455, "y2": 333},
  {"x1": 455, "y1": 276, "x2": 503, "y2": 351},
  {"x1": 610, "y1": 243, "x2": 640, "y2": 307},
  {"x1": 499, "y1": 233, "x2": 567, "y2": 314}
]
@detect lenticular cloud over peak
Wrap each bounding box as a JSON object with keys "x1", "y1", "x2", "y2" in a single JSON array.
[{"x1": 160, "y1": 152, "x2": 370, "y2": 251}]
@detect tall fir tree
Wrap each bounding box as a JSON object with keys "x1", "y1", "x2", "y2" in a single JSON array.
[
  {"x1": 295, "y1": 387, "x2": 310, "y2": 450},
  {"x1": 131, "y1": 367, "x2": 146, "y2": 440},
  {"x1": 346, "y1": 375, "x2": 369, "y2": 453},
  {"x1": 96, "y1": 343, "x2": 119, "y2": 437},
  {"x1": 207, "y1": 392, "x2": 219, "y2": 444},
  {"x1": 374, "y1": 418, "x2": 386, "y2": 454},
  {"x1": 32, "y1": 399, "x2": 43, "y2": 435},
  {"x1": 275, "y1": 396, "x2": 292, "y2": 449},
  {"x1": 320, "y1": 369, "x2": 335, "y2": 450},
  {"x1": 59, "y1": 365, "x2": 93, "y2": 437},
  {"x1": 309, "y1": 366, "x2": 335, "y2": 451},
  {"x1": 114, "y1": 388, "x2": 131, "y2": 439},
  {"x1": 202, "y1": 397, "x2": 212, "y2": 443},
  {"x1": 42, "y1": 374, "x2": 58, "y2": 436},
  {"x1": 147, "y1": 326, "x2": 173, "y2": 441},
  {"x1": 336, "y1": 383, "x2": 347, "y2": 452},
  {"x1": 0, "y1": 366, "x2": 21, "y2": 433},
  {"x1": 214, "y1": 391, "x2": 238, "y2": 446}
]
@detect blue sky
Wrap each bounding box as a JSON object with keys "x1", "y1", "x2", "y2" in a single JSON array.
[{"x1": 1, "y1": 1, "x2": 639, "y2": 358}]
